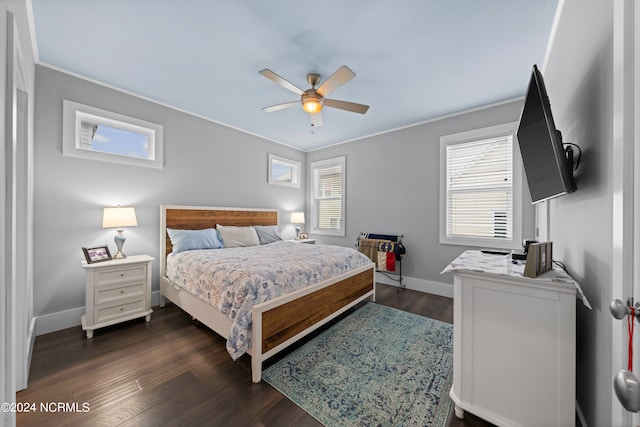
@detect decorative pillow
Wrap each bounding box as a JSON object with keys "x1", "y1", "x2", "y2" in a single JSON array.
[
  {"x1": 216, "y1": 224, "x2": 260, "y2": 248},
  {"x1": 254, "y1": 225, "x2": 283, "y2": 245},
  {"x1": 167, "y1": 228, "x2": 223, "y2": 253}
]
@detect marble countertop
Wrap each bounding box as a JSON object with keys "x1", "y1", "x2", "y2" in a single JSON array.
[{"x1": 442, "y1": 250, "x2": 591, "y2": 309}]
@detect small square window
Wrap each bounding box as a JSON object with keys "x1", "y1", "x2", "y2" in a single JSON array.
[{"x1": 268, "y1": 154, "x2": 301, "y2": 188}]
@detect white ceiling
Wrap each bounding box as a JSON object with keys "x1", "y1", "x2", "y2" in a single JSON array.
[{"x1": 30, "y1": 0, "x2": 558, "y2": 151}]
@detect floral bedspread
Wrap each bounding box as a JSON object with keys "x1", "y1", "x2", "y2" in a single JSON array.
[{"x1": 166, "y1": 240, "x2": 372, "y2": 360}]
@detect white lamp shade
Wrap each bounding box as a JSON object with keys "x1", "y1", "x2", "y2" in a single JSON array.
[
  {"x1": 290, "y1": 211, "x2": 305, "y2": 224},
  {"x1": 102, "y1": 206, "x2": 138, "y2": 228}
]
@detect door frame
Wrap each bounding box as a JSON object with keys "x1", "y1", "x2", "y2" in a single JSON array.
[
  {"x1": 612, "y1": 0, "x2": 639, "y2": 426},
  {"x1": 2, "y1": 9, "x2": 33, "y2": 427}
]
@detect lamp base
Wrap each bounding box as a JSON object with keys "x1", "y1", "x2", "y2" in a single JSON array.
[
  {"x1": 295, "y1": 225, "x2": 300, "y2": 239},
  {"x1": 114, "y1": 229, "x2": 127, "y2": 259}
]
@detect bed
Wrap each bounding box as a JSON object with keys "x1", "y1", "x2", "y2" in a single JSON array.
[{"x1": 159, "y1": 205, "x2": 376, "y2": 382}]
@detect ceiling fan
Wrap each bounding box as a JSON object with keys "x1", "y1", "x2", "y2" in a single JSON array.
[{"x1": 259, "y1": 65, "x2": 369, "y2": 127}]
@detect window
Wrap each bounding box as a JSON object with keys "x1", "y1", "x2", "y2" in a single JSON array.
[
  {"x1": 63, "y1": 100, "x2": 164, "y2": 168},
  {"x1": 311, "y1": 156, "x2": 346, "y2": 236},
  {"x1": 268, "y1": 154, "x2": 301, "y2": 187},
  {"x1": 439, "y1": 122, "x2": 522, "y2": 249}
]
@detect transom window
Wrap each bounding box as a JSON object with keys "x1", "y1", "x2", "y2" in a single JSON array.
[
  {"x1": 439, "y1": 122, "x2": 522, "y2": 249},
  {"x1": 77, "y1": 113, "x2": 152, "y2": 160},
  {"x1": 63, "y1": 100, "x2": 164, "y2": 169}
]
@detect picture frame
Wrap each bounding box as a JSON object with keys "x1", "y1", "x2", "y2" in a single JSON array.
[
  {"x1": 523, "y1": 241, "x2": 553, "y2": 278},
  {"x1": 268, "y1": 154, "x2": 301, "y2": 188},
  {"x1": 299, "y1": 232, "x2": 309, "y2": 240},
  {"x1": 82, "y1": 245, "x2": 112, "y2": 264}
]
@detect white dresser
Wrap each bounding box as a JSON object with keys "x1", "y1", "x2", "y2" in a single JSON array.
[
  {"x1": 81, "y1": 254, "x2": 154, "y2": 338},
  {"x1": 443, "y1": 251, "x2": 582, "y2": 427}
]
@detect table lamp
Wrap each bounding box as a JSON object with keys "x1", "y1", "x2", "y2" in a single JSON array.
[
  {"x1": 291, "y1": 211, "x2": 305, "y2": 239},
  {"x1": 102, "y1": 206, "x2": 138, "y2": 259}
]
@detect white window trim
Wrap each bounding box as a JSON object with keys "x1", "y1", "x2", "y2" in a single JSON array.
[
  {"x1": 268, "y1": 154, "x2": 301, "y2": 188},
  {"x1": 439, "y1": 122, "x2": 522, "y2": 250},
  {"x1": 310, "y1": 156, "x2": 346, "y2": 237},
  {"x1": 62, "y1": 99, "x2": 164, "y2": 169}
]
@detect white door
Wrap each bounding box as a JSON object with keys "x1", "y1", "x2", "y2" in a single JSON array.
[{"x1": 612, "y1": 1, "x2": 640, "y2": 426}]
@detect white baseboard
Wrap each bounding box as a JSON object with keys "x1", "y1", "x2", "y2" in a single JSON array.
[
  {"x1": 26, "y1": 317, "x2": 36, "y2": 374},
  {"x1": 16, "y1": 318, "x2": 37, "y2": 391},
  {"x1": 375, "y1": 272, "x2": 453, "y2": 298},
  {"x1": 35, "y1": 291, "x2": 163, "y2": 336},
  {"x1": 35, "y1": 279, "x2": 453, "y2": 336},
  {"x1": 35, "y1": 306, "x2": 85, "y2": 336}
]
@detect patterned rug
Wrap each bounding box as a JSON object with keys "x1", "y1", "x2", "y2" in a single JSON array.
[{"x1": 262, "y1": 302, "x2": 453, "y2": 427}]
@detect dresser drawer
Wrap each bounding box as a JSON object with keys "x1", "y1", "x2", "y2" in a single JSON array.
[
  {"x1": 94, "y1": 265, "x2": 146, "y2": 286},
  {"x1": 95, "y1": 281, "x2": 145, "y2": 305},
  {"x1": 94, "y1": 298, "x2": 146, "y2": 324}
]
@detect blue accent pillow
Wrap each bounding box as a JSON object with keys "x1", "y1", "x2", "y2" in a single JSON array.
[
  {"x1": 167, "y1": 228, "x2": 223, "y2": 253},
  {"x1": 254, "y1": 225, "x2": 283, "y2": 245}
]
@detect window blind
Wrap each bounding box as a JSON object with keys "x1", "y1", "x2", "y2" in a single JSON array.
[
  {"x1": 315, "y1": 164, "x2": 343, "y2": 230},
  {"x1": 446, "y1": 136, "x2": 513, "y2": 240}
]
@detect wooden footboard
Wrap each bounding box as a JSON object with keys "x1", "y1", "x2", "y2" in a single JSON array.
[
  {"x1": 261, "y1": 268, "x2": 374, "y2": 353},
  {"x1": 250, "y1": 264, "x2": 375, "y2": 382}
]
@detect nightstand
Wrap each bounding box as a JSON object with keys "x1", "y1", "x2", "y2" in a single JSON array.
[
  {"x1": 81, "y1": 254, "x2": 154, "y2": 338},
  {"x1": 293, "y1": 238, "x2": 316, "y2": 244}
]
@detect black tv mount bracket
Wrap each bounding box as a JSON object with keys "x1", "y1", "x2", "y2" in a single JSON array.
[{"x1": 563, "y1": 143, "x2": 581, "y2": 171}]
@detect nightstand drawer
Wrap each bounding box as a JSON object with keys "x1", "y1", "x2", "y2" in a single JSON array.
[
  {"x1": 95, "y1": 265, "x2": 146, "y2": 286},
  {"x1": 95, "y1": 282, "x2": 145, "y2": 305},
  {"x1": 94, "y1": 298, "x2": 146, "y2": 324}
]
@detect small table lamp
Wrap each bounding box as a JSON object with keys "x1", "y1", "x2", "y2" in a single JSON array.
[
  {"x1": 103, "y1": 206, "x2": 138, "y2": 259},
  {"x1": 291, "y1": 211, "x2": 305, "y2": 239}
]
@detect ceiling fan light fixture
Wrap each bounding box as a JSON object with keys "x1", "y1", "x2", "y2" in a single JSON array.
[
  {"x1": 260, "y1": 66, "x2": 368, "y2": 123},
  {"x1": 301, "y1": 91, "x2": 323, "y2": 114},
  {"x1": 302, "y1": 98, "x2": 323, "y2": 114}
]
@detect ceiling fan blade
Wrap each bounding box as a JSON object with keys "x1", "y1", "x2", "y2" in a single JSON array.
[
  {"x1": 310, "y1": 112, "x2": 323, "y2": 127},
  {"x1": 316, "y1": 65, "x2": 356, "y2": 97},
  {"x1": 262, "y1": 101, "x2": 299, "y2": 113},
  {"x1": 259, "y1": 69, "x2": 304, "y2": 95},
  {"x1": 324, "y1": 99, "x2": 369, "y2": 114}
]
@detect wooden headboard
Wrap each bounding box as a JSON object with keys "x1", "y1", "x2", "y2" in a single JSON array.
[{"x1": 160, "y1": 205, "x2": 278, "y2": 275}]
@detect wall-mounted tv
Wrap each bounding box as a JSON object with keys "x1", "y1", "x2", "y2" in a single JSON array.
[{"x1": 516, "y1": 65, "x2": 577, "y2": 204}]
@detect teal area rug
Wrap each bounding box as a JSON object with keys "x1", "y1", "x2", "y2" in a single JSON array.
[{"x1": 263, "y1": 302, "x2": 453, "y2": 427}]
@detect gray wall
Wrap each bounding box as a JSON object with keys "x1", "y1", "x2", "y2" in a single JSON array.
[
  {"x1": 307, "y1": 99, "x2": 535, "y2": 288},
  {"x1": 543, "y1": 0, "x2": 614, "y2": 425},
  {"x1": 33, "y1": 62, "x2": 536, "y2": 334},
  {"x1": 33, "y1": 66, "x2": 305, "y2": 319}
]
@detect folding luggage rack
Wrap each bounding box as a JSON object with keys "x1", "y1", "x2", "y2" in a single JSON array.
[{"x1": 356, "y1": 232, "x2": 406, "y2": 289}]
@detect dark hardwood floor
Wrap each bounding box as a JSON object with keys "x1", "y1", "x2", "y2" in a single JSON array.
[{"x1": 17, "y1": 284, "x2": 494, "y2": 426}]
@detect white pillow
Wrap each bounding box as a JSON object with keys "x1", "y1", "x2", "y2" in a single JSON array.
[
  {"x1": 254, "y1": 225, "x2": 283, "y2": 245},
  {"x1": 216, "y1": 224, "x2": 260, "y2": 248}
]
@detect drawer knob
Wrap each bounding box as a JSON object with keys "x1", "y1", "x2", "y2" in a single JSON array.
[
  {"x1": 120, "y1": 273, "x2": 125, "y2": 277},
  {"x1": 120, "y1": 290, "x2": 124, "y2": 294},
  {"x1": 120, "y1": 307, "x2": 124, "y2": 311}
]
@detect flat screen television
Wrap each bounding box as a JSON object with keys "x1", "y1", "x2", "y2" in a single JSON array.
[{"x1": 516, "y1": 65, "x2": 577, "y2": 204}]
